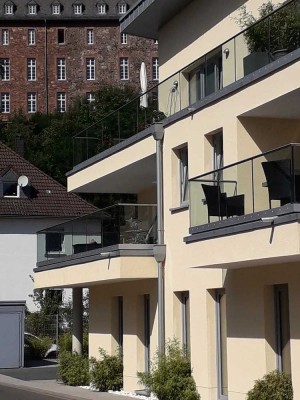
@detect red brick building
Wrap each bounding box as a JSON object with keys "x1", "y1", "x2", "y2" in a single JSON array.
[{"x1": 0, "y1": 0, "x2": 158, "y2": 117}]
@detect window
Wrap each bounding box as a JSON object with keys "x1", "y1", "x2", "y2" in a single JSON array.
[
  {"x1": 4, "y1": 4, "x2": 14, "y2": 15},
  {"x1": 213, "y1": 132, "x2": 223, "y2": 183},
  {"x1": 57, "y1": 29, "x2": 65, "y2": 44},
  {"x1": 121, "y1": 33, "x2": 127, "y2": 45},
  {"x1": 2, "y1": 29, "x2": 9, "y2": 45},
  {"x1": 179, "y1": 147, "x2": 188, "y2": 205},
  {"x1": 97, "y1": 3, "x2": 106, "y2": 14},
  {"x1": 27, "y1": 92, "x2": 37, "y2": 113},
  {"x1": 216, "y1": 290, "x2": 228, "y2": 400},
  {"x1": 1, "y1": 93, "x2": 10, "y2": 113},
  {"x1": 28, "y1": 29, "x2": 36, "y2": 45},
  {"x1": 86, "y1": 92, "x2": 95, "y2": 104},
  {"x1": 57, "y1": 58, "x2": 66, "y2": 80},
  {"x1": 57, "y1": 92, "x2": 66, "y2": 112},
  {"x1": 144, "y1": 294, "x2": 150, "y2": 372},
  {"x1": 46, "y1": 232, "x2": 64, "y2": 253},
  {"x1": 28, "y1": 4, "x2": 37, "y2": 14},
  {"x1": 87, "y1": 29, "x2": 94, "y2": 45},
  {"x1": 152, "y1": 57, "x2": 159, "y2": 81},
  {"x1": 118, "y1": 3, "x2": 127, "y2": 14},
  {"x1": 0, "y1": 59, "x2": 10, "y2": 81},
  {"x1": 52, "y1": 4, "x2": 60, "y2": 14},
  {"x1": 120, "y1": 57, "x2": 128, "y2": 80},
  {"x1": 181, "y1": 292, "x2": 190, "y2": 354},
  {"x1": 3, "y1": 182, "x2": 18, "y2": 197},
  {"x1": 27, "y1": 58, "x2": 36, "y2": 81},
  {"x1": 274, "y1": 285, "x2": 291, "y2": 373},
  {"x1": 86, "y1": 58, "x2": 95, "y2": 80},
  {"x1": 73, "y1": 4, "x2": 82, "y2": 14},
  {"x1": 154, "y1": 39, "x2": 158, "y2": 45}
]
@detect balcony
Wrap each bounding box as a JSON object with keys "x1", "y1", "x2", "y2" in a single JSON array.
[
  {"x1": 73, "y1": 0, "x2": 300, "y2": 166},
  {"x1": 37, "y1": 203, "x2": 157, "y2": 264},
  {"x1": 187, "y1": 143, "x2": 300, "y2": 242}
]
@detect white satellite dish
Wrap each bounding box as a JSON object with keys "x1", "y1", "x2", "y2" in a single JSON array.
[{"x1": 18, "y1": 175, "x2": 29, "y2": 188}]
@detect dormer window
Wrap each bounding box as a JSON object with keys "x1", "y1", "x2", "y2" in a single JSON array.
[
  {"x1": 52, "y1": 3, "x2": 61, "y2": 15},
  {"x1": 4, "y1": 3, "x2": 14, "y2": 15},
  {"x1": 3, "y1": 182, "x2": 19, "y2": 197},
  {"x1": 97, "y1": 2, "x2": 106, "y2": 14},
  {"x1": 73, "y1": 3, "x2": 82, "y2": 15},
  {"x1": 118, "y1": 3, "x2": 127, "y2": 14},
  {"x1": 28, "y1": 4, "x2": 37, "y2": 15}
]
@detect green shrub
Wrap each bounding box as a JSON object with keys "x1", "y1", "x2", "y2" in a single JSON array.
[
  {"x1": 138, "y1": 339, "x2": 200, "y2": 400},
  {"x1": 90, "y1": 348, "x2": 123, "y2": 392},
  {"x1": 59, "y1": 331, "x2": 89, "y2": 356},
  {"x1": 247, "y1": 370, "x2": 293, "y2": 400},
  {"x1": 58, "y1": 351, "x2": 89, "y2": 386},
  {"x1": 26, "y1": 336, "x2": 52, "y2": 360}
]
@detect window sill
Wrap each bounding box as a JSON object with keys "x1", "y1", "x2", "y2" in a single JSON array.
[{"x1": 170, "y1": 203, "x2": 189, "y2": 214}]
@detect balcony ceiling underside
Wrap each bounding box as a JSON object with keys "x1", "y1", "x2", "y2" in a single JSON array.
[
  {"x1": 72, "y1": 154, "x2": 156, "y2": 193},
  {"x1": 121, "y1": 0, "x2": 194, "y2": 39},
  {"x1": 241, "y1": 88, "x2": 300, "y2": 119}
]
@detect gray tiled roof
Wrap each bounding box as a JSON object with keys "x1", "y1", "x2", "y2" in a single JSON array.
[
  {"x1": 0, "y1": 0, "x2": 135, "y2": 20},
  {"x1": 0, "y1": 141, "x2": 98, "y2": 217}
]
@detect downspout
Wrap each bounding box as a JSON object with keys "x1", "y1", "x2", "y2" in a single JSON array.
[
  {"x1": 44, "y1": 19, "x2": 49, "y2": 114},
  {"x1": 152, "y1": 123, "x2": 166, "y2": 354}
]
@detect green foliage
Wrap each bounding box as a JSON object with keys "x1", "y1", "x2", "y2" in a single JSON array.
[
  {"x1": 89, "y1": 348, "x2": 123, "y2": 392},
  {"x1": 138, "y1": 339, "x2": 200, "y2": 400},
  {"x1": 247, "y1": 370, "x2": 293, "y2": 400},
  {"x1": 237, "y1": 1, "x2": 300, "y2": 54},
  {"x1": 25, "y1": 336, "x2": 52, "y2": 360},
  {"x1": 58, "y1": 351, "x2": 89, "y2": 386},
  {"x1": 59, "y1": 331, "x2": 89, "y2": 356}
]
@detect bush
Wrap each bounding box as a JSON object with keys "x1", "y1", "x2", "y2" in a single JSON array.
[
  {"x1": 59, "y1": 331, "x2": 89, "y2": 356},
  {"x1": 58, "y1": 351, "x2": 89, "y2": 386},
  {"x1": 138, "y1": 339, "x2": 200, "y2": 400},
  {"x1": 90, "y1": 348, "x2": 123, "y2": 392},
  {"x1": 26, "y1": 336, "x2": 53, "y2": 359},
  {"x1": 247, "y1": 370, "x2": 293, "y2": 400}
]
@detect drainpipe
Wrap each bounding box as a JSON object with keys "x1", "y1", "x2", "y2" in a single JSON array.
[
  {"x1": 152, "y1": 123, "x2": 166, "y2": 354},
  {"x1": 44, "y1": 19, "x2": 49, "y2": 115}
]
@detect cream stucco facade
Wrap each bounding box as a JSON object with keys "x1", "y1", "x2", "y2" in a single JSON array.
[{"x1": 34, "y1": 0, "x2": 300, "y2": 398}]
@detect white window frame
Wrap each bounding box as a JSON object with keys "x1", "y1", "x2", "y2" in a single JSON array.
[
  {"x1": 27, "y1": 92, "x2": 37, "y2": 113},
  {"x1": 2, "y1": 29, "x2": 9, "y2": 46},
  {"x1": 57, "y1": 92, "x2": 66, "y2": 112},
  {"x1": 118, "y1": 3, "x2": 127, "y2": 14},
  {"x1": 28, "y1": 28, "x2": 36, "y2": 45},
  {"x1": 57, "y1": 58, "x2": 66, "y2": 80},
  {"x1": 3, "y1": 181, "x2": 19, "y2": 197},
  {"x1": 27, "y1": 58, "x2": 36, "y2": 81},
  {"x1": 4, "y1": 4, "x2": 14, "y2": 15},
  {"x1": 120, "y1": 57, "x2": 129, "y2": 80},
  {"x1": 121, "y1": 33, "x2": 127, "y2": 45},
  {"x1": 152, "y1": 57, "x2": 159, "y2": 81},
  {"x1": 87, "y1": 29, "x2": 94, "y2": 45},
  {"x1": 179, "y1": 147, "x2": 188, "y2": 205},
  {"x1": 52, "y1": 4, "x2": 60, "y2": 14},
  {"x1": 28, "y1": 4, "x2": 37, "y2": 14},
  {"x1": 73, "y1": 4, "x2": 82, "y2": 14},
  {"x1": 1, "y1": 59, "x2": 10, "y2": 81},
  {"x1": 86, "y1": 92, "x2": 95, "y2": 104},
  {"x1": 86, "y1": 58, "x2": 95, "y2": 80},
  {"x1": 1, "y1": 93, "x2": 10, "y2": 113},
  {"x1": 97, "y1": 3, "x2": 106, "y2": 14}
]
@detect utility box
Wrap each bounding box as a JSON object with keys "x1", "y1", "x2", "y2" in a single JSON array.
[{"x1": 0, "y1": 301, "x2": 25, "y2": 368}]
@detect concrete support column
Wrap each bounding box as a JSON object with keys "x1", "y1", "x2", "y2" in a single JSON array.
[{"x1": 72, "y1": 287, "x2": 83, "y2": 355}]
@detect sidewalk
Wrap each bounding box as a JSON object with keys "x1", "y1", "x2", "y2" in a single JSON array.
[{"x1": 0, "y1": 370, "x2": 135, "y2": 400}]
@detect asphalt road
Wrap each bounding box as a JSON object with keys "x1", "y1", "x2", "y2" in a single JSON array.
[{"x1": 0, "y1": 384, "x2": 72, "y2": 400}]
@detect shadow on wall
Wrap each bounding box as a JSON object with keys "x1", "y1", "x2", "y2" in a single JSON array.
[{"x1": 159, "y1": 0, "x2": 246, "y2": 68}]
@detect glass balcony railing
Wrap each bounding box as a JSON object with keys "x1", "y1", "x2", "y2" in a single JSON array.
[
  {"x1": 37, "y1": 203, "x2": 157, "y2": 263},
  {"x1": 189, "y1": 144, "x2": 300, "y2": 229},
  {"x1": 73, "y1": 0, "x2": 300, "y2": 166}
]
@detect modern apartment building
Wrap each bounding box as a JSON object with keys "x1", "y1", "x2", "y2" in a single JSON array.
[
  {"x1": 0, "y1": 0, "x2": 158, "y2": 117},
  {"x1": 34, "y1": 0, "x2": 300, "y2": 399}
]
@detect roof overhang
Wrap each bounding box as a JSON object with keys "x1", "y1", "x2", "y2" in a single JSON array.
[{"x1": 120, "y1": 0, "x2": 194, "y2": 39}]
